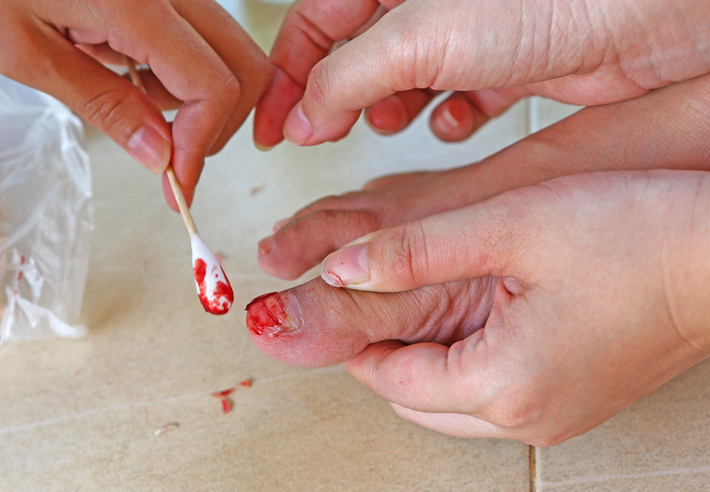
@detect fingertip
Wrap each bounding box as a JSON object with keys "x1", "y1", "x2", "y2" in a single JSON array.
[
  {"x1": 127, "y1": 126, "x2": 172, "y2": 174},
  {"x1": 283, "y1": 101, "x2": 313, "y2": 145},
  {"x1": 244, "y1": 281, "x2": 372, "y2": 367},
  {"x1": 430, "y1": 98, "x2": 476, "y2": 142},
  {"x1": 254, "y1": 141, "x2": 275, "y2": 152},
  {"x1": 256, "y1": 235, "x2": 302, "y2": 281},
  {"x1": 254, "y1": 67, "x2": 303, "y2": 148},
  {"x1": 365, "y1": 96, "x2": 408, "y2": 135}
]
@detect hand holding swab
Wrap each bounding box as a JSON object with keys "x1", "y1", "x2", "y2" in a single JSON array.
[{"x1": 124, "y1": 56, "x2": 233, "y2": 315}]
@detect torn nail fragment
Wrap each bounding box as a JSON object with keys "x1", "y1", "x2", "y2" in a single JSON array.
[{"x1": 154, "y1": 422, "x2": 180, "y2": 436}]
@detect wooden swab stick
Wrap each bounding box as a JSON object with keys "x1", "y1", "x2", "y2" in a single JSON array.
[
  {"x1": 122, "y1": 55, "x2": 198, "y2": 237},
  {"x1": 123, "y1": 55, "x2": 233, "y2": 315}
]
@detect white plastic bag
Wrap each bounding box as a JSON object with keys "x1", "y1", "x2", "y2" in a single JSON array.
[{"x1": 0, "y1": 76, "x2": 93, "y2": 341}]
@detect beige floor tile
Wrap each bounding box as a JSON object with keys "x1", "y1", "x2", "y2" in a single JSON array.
[
  {"x1": 536, "y1": 359, "x2": 710, "y2": 491},
  {"x1": 2, "y1": 366, "x2": 530, "y2": 491},
  {"x1": 0, "y1": 73, "x2": 531, "y2": 488}
]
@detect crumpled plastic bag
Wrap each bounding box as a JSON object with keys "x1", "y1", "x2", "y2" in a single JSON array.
[{"x1": 0, "y1": 76, "x2": 93, "y2": 342}]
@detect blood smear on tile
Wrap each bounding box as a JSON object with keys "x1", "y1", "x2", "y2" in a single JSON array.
[
  {"x1": 211, "y1": 388, "x2": 235, "y2": 398},
  {"x1": 211, "y1": 387, "x2": 235, "y2": 414}
]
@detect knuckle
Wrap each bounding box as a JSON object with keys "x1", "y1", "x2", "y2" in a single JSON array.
[
  {"x1": 475, "y1": 193, "x2": 534, "y2": 269},
  {"x1": 220, "y1": 73, "x2": 242, "y2": 107},
  {"x1": 308, "y1": 194, "x2": 345, "y2": 211},
  {"x1": 82, "y1": 88, "x2": 137, "y2": 140},
  {"x1": 304, "y1": 191, "x2": 370, "y2": 214},
  {"x1": 306, "y1": 60, "x2": 331, "y2": 108},
  {"x1": 386, "y1": 222, "x2": 428, "y2": 285}
]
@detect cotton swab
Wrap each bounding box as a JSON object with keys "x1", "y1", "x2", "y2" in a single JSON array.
[{"x1": 123, "y1": 56, "x2": 234, "y2": 315}]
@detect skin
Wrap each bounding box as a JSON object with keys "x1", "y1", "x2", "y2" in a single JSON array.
[
  {"x1": 248, "y1": 75, "x2": 710, "y2": 444},
  {"x1": 247, "y1": 170, "x2": 710, "y2": 446},
  {"x1": 0, "y1": 0, "x2": 272, "y2": 211},
  {"x1": 253, "y1": 0, "x2": 710, "y2": 147},
  {"x1": 258, "y1": 74, "x2": 710, "y2": 280}
]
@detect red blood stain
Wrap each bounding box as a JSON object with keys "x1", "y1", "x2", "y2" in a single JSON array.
[
  {"x1": 211, "y1": 387, "x2": 235, "y2": 414},
  {"x1": 211, "y1": 388, "x2": 235, "y2": 398},
  {"x1": 245, "y1": 292, "x2": 288, "y2": 337},
  {"x1": 193, "y1": 259, "x2": 234, "y2": 315},
  {"x1": 220, "y1": 398, "x2": 233, "y2": 414},
  {"x1": 238, "y1": 379, "x2": 251, "y2": 388},
  {"x1": 324, "y1": 270, "x2": 343, "y2": 287},
  {"x1": 16, "y1": 256, "x2": 25, "y2": 284}
]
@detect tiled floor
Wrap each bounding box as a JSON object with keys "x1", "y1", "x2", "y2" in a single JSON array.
[
  {"x1": 2, "y1": 2, "x2": 710, "y2": 490},
  {"x1": 0, "y1": 65, "x2": 533, "y2": 491}
]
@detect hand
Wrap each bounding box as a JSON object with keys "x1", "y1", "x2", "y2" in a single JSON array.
[
  {"x1": 253, "y1": 0, "x2": 710, "y2": 148},
  {"x1": 247, "y1": 170, "x2": 710, "y2": 445},
  {"x1": 0, "y1": 0, "x2": 271, "y2": 210},
  {"x1": 257, "y1": 74, "x2": 710, "y2": 280}
]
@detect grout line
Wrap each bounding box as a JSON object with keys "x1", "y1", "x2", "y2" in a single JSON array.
[
  {"x1": 528, "y1": 445, "x2": 537, "y2": 492},
  {"x1": 540, "y1": 465, "x2": 710, "y2": 488}
]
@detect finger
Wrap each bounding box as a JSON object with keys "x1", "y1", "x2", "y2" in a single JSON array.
[
  {"x1": 430, "y1": 88, "x2": 529, "y2": 142},
  {"x1": 389, "y1": 404, "x2": 503, "y2": 439},
  {"x1": 253, "y1": 0, "x2": 386, "y2": 149},
  {"x1": 364, "y1": 89, "x2": 438, "y2": 136},
  {"x1": 319, "y1": 191, "x2": 542, "y2": 291},
  {"x1": 123, "y1": 69, "x2": 183, "y2": 111},
  {"x1": 258, "y1": 208, "x2": 384, "y2": 280},
  {"x1": 261, "y1": 170, "x2": 464, "y2": 279},
  {"x1": 76, "y1": 42, "x2": 125, "y2": 65},
  {"x1": 245, "y1": 275, "x2": 495, "y2": 367},
  {"x1": 77, "y1": 44, "x2": 185, "y2": 111},
  {"x1": 362, "y1": 171, "x2": 432, "y2": 190},
  {"x1": 267, "y1": 173, "x2": 421, "y2": 233},
  {"x1": 10, "y1": 22, "x2": 172, "y2": 175},
  {"x1": 171, "y1": 0, "x2": 271, "y2": 156},
  {"x1": 79, "y1": 0, "x2": 272, "y2": 156},
  {"x1": 48, "y1": 2, "x2": 244, "y2": 211},
  {"x1": 340, "y1": 338, "x2": 489, "y2": 414},
  {"x1": 282, "y1": 4, "x2": 435, "y2": 145}
]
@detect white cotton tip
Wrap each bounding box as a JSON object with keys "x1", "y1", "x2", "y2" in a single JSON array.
[{"x1": 191, "y1": 234, "x2": 233, "y2": 315}]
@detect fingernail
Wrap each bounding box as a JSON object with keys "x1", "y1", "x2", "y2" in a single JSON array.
[
  {"x1": 366, "y1": 96, "x2": 408, "y2": 135},
  {"x1": 254, "y1": 141, "x2": 274, "y2": 152},
  {"x1": 258, "y1": 236, "x2": 275, "y2": 255},
  {"x1": 245, "y1": 292, "x2": 303, "y2": 337},
  {"x1": 320, "y1": 242, "x2": 369, "y2": 288},
  {"x1": 441, "y1": 99, "x2": 471, "y2": 129},
  {"x1": 283, "y1": 102, "x2": 313, "y2": 145},
  {"x1": 127, "y1": 126, "x2": 171, "y2": 174}
]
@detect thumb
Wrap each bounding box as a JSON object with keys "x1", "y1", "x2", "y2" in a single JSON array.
[
  {"x1": 319, "y1": 191, "x2": 542, "y2": 292},
  {"x1": 245, "y1": 275, "x2": 495, "y2": 367},
  {"x1": 282, "y1": 4, "x2": 425, "y2": 146},
  {"x1": 27, "y1": 29, "x2": 172, "y2": 174}
]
